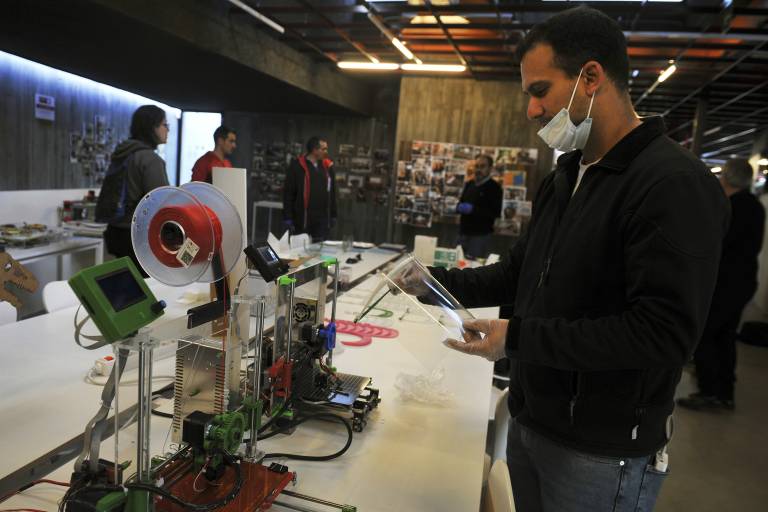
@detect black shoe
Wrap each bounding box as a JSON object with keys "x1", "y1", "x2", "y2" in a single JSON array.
[{"x1": 677, "y1": 393, "x2": 734, "y2": 411}]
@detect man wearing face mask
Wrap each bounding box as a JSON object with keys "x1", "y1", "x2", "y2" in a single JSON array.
[
  {"x1": 456, "y1": 154, "x2": 503, "y2": 259},
  {"x1": 411, "y1": 6, "x2": 729, "y2": 512}
]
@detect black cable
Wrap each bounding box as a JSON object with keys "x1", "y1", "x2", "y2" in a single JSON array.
[
  {"x1": 125, "y1": 453, "x2": 242, "y2": 512},
  {"x1": 260, "y1": 412, "x2": 353, "y2": 462},
  {"x1": 59, "y1": 484, "x2": 120, "y2": 512},
  {"x1": 151, "y1": 410, "x2": 174, "y2": 419}
]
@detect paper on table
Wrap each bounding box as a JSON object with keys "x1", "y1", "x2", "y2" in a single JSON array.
[{"x1": 267, "y1": 230, "x2": 292, "y2": 258}]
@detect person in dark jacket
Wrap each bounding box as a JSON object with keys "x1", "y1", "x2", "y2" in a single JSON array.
[
  {"x1": 282, "y1": 136, "x2": 337, "y2": 241},
  {"x1": 678, "y1": 158, "x2": 765, "y2": 411},
  {"x1": 410, "y1": 7, "x2": 728, "y2": 512},
  {"x1": 456, "y1": 154, "x2": 503, "y2": 258},
  {"x1": 103, "y1": 105, "x2": 170, "y2": 275}
]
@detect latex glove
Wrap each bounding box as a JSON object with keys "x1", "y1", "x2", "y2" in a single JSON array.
[
  {"x1": 444, "y1": 318, "x2": 508, "y2": 361},
  {"x1": 283, "y1": 219, "x2": 295, "y2": 234},
  {"x1": 456, "y1": 202, "x2": 474, "y2": 214}
]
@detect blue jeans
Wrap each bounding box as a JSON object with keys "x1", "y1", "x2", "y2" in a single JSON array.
[
  {"x1": 507, "y1": 419, "x2": 668, "y2": 512},
  {"x1": 457, "y1": 233, "x2": 491, "y2": 259}
]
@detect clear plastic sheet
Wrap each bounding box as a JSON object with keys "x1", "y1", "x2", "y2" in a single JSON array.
[{"x1": 356, "y1": 254, "x2": 474, "y2": 340}]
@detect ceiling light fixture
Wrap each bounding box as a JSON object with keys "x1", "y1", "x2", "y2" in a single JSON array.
[
  {"x1": 392, "y1": 38, "x2": 414, "y2": 60},
  {"x1": 758, "y1": 158, "x2": 768, "y2": 166},
  {"x1": 401, "y1": 63, "x2": 466, "y2": 72},
  {"x1": 711, "y1": 166, "x2": 722, "y2": 173},
  {"x1": 657, "y1": 64, "x2": 677, "y2": 83},
  {"x1": 337, "y1": 61, "x2": 400, "y2": 70},
  {"x1": 367, "y1": 12, "x2": 416, "y2": 61},
  {"x1": 226, "y1": 0, "x2": 284, "y2": 34},
  {"x1": 410, "y1": 15, "x2": 470, "y2": 24}
]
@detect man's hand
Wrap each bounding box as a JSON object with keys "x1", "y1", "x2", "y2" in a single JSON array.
[{"x1": 444, "y1": 318, "x2": 508, "y2": 361}]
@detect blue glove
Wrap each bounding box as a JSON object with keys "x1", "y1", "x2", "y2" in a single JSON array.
[
  {"x1": 330, "y1": 217, "x2": 337, "y2": 229},
  {"x1": 283, "y1": 219, "x2": 295, "y2": 234},
  {"x1": 457, "y1": 202, "x2": 474, "y2": 214}
]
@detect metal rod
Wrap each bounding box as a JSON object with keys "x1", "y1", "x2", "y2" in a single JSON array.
[
  {"x1": 137, "y1": 339, "x2": 154, "y2": 484},
  {"x1": 286, "y1": 280, "x2": 296, "y2": 362},
  {"x1": 659, "y1": 41, "x2": 768, "y2": 117},
  {"x1": 425, "y1": 0, "x2": 472, "y2": 74},
  {"x1": 328, "y1": 262, "x2": 340, "y2": 367},
  {"x1": 247, "y1": 297, "x2": 266, "y2": 461},
  {"x1": 297, "y1": 0, "x2": 378, "y2": 62},
  {"x1": 113, "y1": 348, "x2": 121, "y2": 485},
  {"x1": 354, "y1": 289, "x2": 390, "y2": 323},
  {"x1": 281, "y1": 489, "x2": 348, "y2": 509}
]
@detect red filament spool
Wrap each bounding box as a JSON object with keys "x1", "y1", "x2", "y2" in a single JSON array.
[{"x1": 147, "y1": 204, "x2": 222, "y2": 267}]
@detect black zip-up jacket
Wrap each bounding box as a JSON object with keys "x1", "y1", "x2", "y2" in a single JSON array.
[
  {"x1": 459, "y1": 177, "x2": 503, "y2": 235},
  {"x1": 430, "y1": 118, "x2": 730, "y2": 457},
  {"x1": 283, "y1": 156, "x2": 337, "y2": 232}
]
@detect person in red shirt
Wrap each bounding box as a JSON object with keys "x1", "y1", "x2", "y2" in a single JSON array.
[{"x1": 190, "y1": 126, "x2": 237, "y2": 183}]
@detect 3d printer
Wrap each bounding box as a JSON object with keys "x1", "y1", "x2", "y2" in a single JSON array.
[{"x1": 59, "y1": 183, "x2": 359, "y2": 512}]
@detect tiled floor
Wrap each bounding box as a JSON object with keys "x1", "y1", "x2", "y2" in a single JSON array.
[{"x1": 656, "y1": 342, "x2": 768, "y2": 512}]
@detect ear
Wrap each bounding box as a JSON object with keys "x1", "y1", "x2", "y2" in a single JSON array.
[{"x1": 581, "y1": 60, "x2": 605, "y2": 96}]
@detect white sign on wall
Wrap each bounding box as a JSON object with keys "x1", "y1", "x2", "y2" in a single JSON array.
[{"x1": 34, "y1": 93, "x2": 55, "y2": 121}]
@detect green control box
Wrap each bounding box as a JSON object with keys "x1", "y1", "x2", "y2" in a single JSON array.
[{"x1": 68, "y1": 257, "x2": 165, "y2": 343}]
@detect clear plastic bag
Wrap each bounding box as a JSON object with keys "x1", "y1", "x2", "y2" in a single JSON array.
[{"x1": 394, "y1": 367, "x2": 454, "y2": 406}]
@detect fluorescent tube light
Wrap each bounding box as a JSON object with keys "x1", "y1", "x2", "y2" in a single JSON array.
[
  {"x1": 401, "y1": 63, "x2": 466, "y2": 72},
  {"x1": 392, "y1": 38, "x2": 414, "y2": 60},
  {"x1": 657, "y1": 64, "x2": 677, "y2": 83},
  {"x1": 368, "y1": 13, "x2": 416, "y2": 61},
  {"x1": 338, "y1": 61, "x2": 400, "y2": 70}
]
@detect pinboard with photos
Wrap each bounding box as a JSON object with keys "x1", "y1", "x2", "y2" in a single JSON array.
[{"x1": 394, "y1": 140, "x2": 536, "y2": 235}]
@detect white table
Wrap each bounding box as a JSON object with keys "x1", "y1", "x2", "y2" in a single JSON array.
[
  {"x1": 0, "y1": 277, "x2": 495, "y2": 512},
  {"x1": 6, "y1": 236, "x2": 104, "y2": 280}
]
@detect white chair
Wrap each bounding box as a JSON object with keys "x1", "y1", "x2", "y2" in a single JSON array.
[
  {"x1": 493, "y1": 388, "x2": 511, "y2": 462},
  {"x1": 0, "y1": 301, "x2": 17, "y2": 325},
  {"x1": 484, "y1": 459, "x2": 516, "y2": 512},
  {"x1": 42, "y1": 280, "x2": 79, "y2": 313},
  {"x1": 482, "y1": 388, "x2": 512, "y2": 509},
  {"x1": 484, "y1": 388, "x2": 511, "y2": 483}
]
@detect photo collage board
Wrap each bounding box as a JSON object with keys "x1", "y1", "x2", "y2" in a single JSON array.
[
  {"x1": 251, "y1": 143, "x2": 390, "y2": 206},
  {"x1": 395, "y1": 140, "x2": 537, "y2": 235}
]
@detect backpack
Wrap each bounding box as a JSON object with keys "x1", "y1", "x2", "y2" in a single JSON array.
[{"x1": 95, "y1": 153, "x2": 135, "y2": 224}]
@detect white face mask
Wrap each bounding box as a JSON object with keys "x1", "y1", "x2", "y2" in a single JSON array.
[{"x1": 537, "y1": 68, "x2": 596, "y2": 152}]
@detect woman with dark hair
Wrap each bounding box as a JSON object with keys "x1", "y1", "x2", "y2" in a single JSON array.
[{"x1": 98, "y1": 104, "x2": 170, "y2": 275}]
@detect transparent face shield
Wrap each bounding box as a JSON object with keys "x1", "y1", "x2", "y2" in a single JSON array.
[{"x1": 355, "y1": 254, "x2": 474, "y2": 341}]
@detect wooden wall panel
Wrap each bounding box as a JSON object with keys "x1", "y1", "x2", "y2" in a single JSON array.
[
  {"x1": 0, "y1": 50, "x2": 179, "y2": 191},
  {"x1": 223, "y1": 111, "x2": 397, "y2": 245},
  {"x1": 392, "y1": 76, "x2": 555, "y2": 251}
]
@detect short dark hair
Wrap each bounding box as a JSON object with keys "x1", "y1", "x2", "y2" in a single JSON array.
[
  {"x1": 723, "y1": 158, "x2": 754, "y2": 189},
  {"x1": 306, "y1": 136, "x2": 326, "y2": 153},
  {"x1": 130, "y1": 105, "x2": 166, "y2": 148},
  {"x1": 476, "y1": 154, "x2": 494, "y2": 168},
  {"x1": 515, "y1": 6, "x2": 630, "y2": 92},
  {"x1": 214, "y1": 126, "x2": 235, "y2": 143}
]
